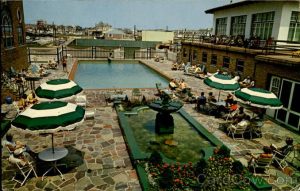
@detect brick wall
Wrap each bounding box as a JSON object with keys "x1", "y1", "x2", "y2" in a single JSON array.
[
  {"x1": 1, "y1": 0, "x2": 29, "y2": 73},
  {"x1": 255, "y1": 62, "x2": 300, "y2": 89},
  {"x1": 181, "y1": 43, "x2": 257, "y2": 79},
  {"x1": 180, "y1": 42, "x2": 300, "y2": 90}
]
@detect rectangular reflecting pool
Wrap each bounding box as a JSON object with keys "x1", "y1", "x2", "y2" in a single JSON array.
[
  {"x1": 74, "y1": 60, "x2": 169, "y2": 89},
  {"x1": 122, "y1": 108, "x2": 214, "y2": 163}
]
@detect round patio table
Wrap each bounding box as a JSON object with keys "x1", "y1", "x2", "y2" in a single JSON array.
[{"x1": 38, "y1": 147, "x2": 68, "y2": 180}]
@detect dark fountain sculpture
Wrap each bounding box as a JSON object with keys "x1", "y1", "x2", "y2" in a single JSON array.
[{"x1": 148, "y1": 90, "x2": 183, "y2": 134}]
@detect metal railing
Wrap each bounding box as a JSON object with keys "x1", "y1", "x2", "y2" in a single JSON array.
[{"x1": 180, "y1": 35, "x2": 300, "y2": 55}]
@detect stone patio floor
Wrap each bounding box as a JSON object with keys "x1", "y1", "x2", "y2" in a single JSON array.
[{"x1": 2, "y1": 58, "x2": 300, "y2": 191}]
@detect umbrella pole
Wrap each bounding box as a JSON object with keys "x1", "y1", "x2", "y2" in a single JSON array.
[
  {"x1": 218, "y1": 91, "x2": 221, "y2": 101},
  {"x1": 52, "y1": 133, "x2": 55, "y2": 153}
]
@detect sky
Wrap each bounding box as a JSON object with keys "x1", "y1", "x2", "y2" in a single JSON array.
[{"x1": 23, "y1": 0, "x2": 233, "y2": 30}]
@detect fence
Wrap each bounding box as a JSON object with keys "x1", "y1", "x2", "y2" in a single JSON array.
[
  {"x1": 63, "y1": 46, "x2": 125, "y2": 59},
  {"x1": 181, "y1": 35, "x2": 300, "y2": 55},
  {"x1": 28, "y1": 46, "x2": 179, "y2": 62},
  {"x1": 28, "y1": 47, "x2": 63, "y2": 64},
  {"x1": 134, "y1": 49, "x2": 167, "y2": 59}
]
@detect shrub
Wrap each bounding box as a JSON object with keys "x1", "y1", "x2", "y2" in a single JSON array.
[
  {"x1": 158, "y1": 168, "x2": 174, "y2": 189},
  {"x1": 194, "y1": 158, "x2": 208, "y2": 176},
  {"x1": 232, "y1": 160, "x2": 244, "y2": 174},
  {"x1": 149, "y1": 151, "x2": 163, "y2": 165},
  {"x1": 217, "y1": 145, "x2": 230, "y2": 158}
]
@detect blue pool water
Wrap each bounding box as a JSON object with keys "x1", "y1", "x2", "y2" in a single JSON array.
[{"x1": 74, "y1": 61, "x2": 169, "y2": 89}]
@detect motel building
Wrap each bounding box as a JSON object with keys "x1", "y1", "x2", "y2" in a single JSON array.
[
  {"x1": 1, "y1": 0, "x2": 29, "y2": 101},
  {"x1": 180, "y1": 0, "x2": 300, "y2": 132}
]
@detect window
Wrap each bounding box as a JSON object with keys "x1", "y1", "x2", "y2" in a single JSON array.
[
  {"x1": 288, "y1": 11, "x2": 300, "y2": 42},
  {"x1": 202, "y1": 52, "x2": 207, "y2": 63},
  {"x1": 1, "y1": 12, "x2": 14, "y2": 48},
  {"x1": 216, "y1": 17, "x2": 227, "y2": 35},
  {"x1": 236, "y1": 59, "x2": 244, "y2": 73},
  {"x1": 223, "y1": 56, "x2": 230, "y2": 68},
  {"x1": 16, "y1": 8, "x2": 24, "y2": 45},
  {"x1": 18, "y1": 25, "x2": 24, "y2": 45},
  {"x1": 251, "y1": 12, "x2": 275, "y2": 40},
  {"x1": 193, "y1": 50, "x2": 197, "y2": 60},
  {"x1": 230, "y1": 15, "x2": 246, "y2": 36},
  {"x1": 211, "y1": 54, "x2": 217, "y2": 66}
]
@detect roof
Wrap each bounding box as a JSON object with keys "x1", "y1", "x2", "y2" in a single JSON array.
[
  {"x1": 255, "y1": 55, "x2": 300, "y2": 67},
  {"x1": 70, "y1": 39, "x2": 161, "y2": 48},
  {"x1": 105, "y1": 28, "x2": 125, "y2": 35},
  {"x1": 205, "y1": 0, "x2": 300, "y2": 14}
]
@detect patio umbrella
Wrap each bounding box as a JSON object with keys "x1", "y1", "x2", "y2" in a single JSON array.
[
  {"x1": 204, "y1": 73, "x2": 240, "y2": 100},
  {"x1": 11, "y1": 101, "x2": 85, "y2": 152},
  {"x1": 234, "y1": 87, "x2": 283, "y2": 109},
  {"x1": 35, "y1": 79, "x2": 82, "y2": 101}
]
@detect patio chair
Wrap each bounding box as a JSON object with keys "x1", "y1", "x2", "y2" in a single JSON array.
[
  {"x1": 8, "y1": 153, "x2": 38, "y2": 186},
  {"x1": 131, "y1": 88, "x2": 142, "y2": 101},
  {"x1": 227, "y1": 120, "x2": 249, "y2": 140},
  {"x1": 75, "y1": 95, "x2": 87, "y2": 108},
  {"x1": 251, "y1": 156, "x2": 273, "y2": 177},
  {"x1": 291, "y1": 144, "x2": 300, "y2": 164},
  {"x1": 272, "y1": 145, "x2": 294, "y2": 170},
  {"x1": 85, "y1": 108, "x2": 96, "y2": 119},
  {"x1": 225, "y1": 108, "x2": 238, "y2": 122}
]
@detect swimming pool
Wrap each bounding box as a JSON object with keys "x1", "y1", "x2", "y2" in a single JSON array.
[{"x1": 74, "y1": 60, "x2": 169, "y2": 89}]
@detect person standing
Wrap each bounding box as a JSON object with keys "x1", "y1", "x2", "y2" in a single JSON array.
[
  {"x1": 196, "y1": 92, "x2": 207, "y2": 111},
  {"x1": 62, "y1": 57, "x2": 67, "y2": 72}
]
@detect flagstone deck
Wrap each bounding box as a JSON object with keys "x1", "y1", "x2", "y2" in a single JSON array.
[{"x1": 2, "y1": 58, "x2": 300, "y2": 190}]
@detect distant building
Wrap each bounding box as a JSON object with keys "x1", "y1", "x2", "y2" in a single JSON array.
[
  {"x1": 205, "y1": 0, "x2": 300, "y2": 41},
  {"x1": 1, "y1": 0, "x2": 28, "y2": 72},
  {"x1": 181, "y1": 0, "x2": 300, "y2": 132},
  {"x1": 104, "y1": 28, "x2": 125, "y2": 40},
  {"x1": 142, "y1": 30, "x2": 174, "y2": 44}
]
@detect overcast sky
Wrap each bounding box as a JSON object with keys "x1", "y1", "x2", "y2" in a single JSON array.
[{"x1": 23, "y1": 0, "x2": 233, "y2": 30}]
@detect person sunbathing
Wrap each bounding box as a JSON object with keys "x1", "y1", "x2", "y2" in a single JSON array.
[
  {"x1": 177, "y1": 79, "x2": 188, "y2": 93},
  {"x1": 194, "y1": 66, "x2": 202, "y2": 74},
  {"x1": 169, "y1": 79, "x2": 178, "y2": 90},
  {"x1": 27, "y1": 91, "x2": 38, "y2": 104},
  {"x1": 3, "y1": 134, "x2": 36, "y2": 161},
  {"x1": 17, "y1": 94, "x2": 28, "y2": 110},
  {"x1": 171, "y1": 62, "x2": 179, "y2": 70}
]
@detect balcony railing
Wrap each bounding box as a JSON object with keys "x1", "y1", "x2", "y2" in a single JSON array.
[{"x1": 180, "y1": 35, "x2": 300, "y2": 55}]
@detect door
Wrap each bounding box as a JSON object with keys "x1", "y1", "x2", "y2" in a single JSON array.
[
  {"x1": 276, "y1": 79, "x2": 300, "y2": 131},
  {"x1": 266, "y1": 76, "x2": 281, "y2": 117}
]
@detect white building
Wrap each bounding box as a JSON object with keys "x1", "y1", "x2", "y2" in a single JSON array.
[
  {"x1": 205, "y1": 0, "x2": 300, "y2": 41},
  {"x1": 142, "y1": 30, "x2": 174, "y2": 43}
]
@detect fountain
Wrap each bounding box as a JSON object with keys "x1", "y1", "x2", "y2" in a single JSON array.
[{"x1": 148, "y1": 90, "x2": 183, "y2": 134}]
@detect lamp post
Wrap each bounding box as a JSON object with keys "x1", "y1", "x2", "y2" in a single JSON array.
[{"x1": 52, "y1": 22, "x2": 56, "y2": 45}]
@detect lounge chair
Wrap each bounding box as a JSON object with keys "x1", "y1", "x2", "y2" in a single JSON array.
[
  {"x1": 292, "y1": 50, "x2": 300, "y2": 58},
  {"x1": 8, "y1": 153, "x2": 38, "y2": 186},
  {"x1": 75, "y1": 95, "x2": 87, "y2": 108},
  {"x1": 251, "y1": 156, "x2": 273, "y2": 177},
  {"x1": 85, "y1": 108, "x2": 96, "y2": 119},
  {"x1": 272, "y1": 145, "x2": 294, "y2": 170}
]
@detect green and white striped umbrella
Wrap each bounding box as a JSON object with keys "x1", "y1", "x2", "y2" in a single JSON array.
[
  {"x1": 35, "y1": 79, "x2": 82, "y2": 101},
  {"x1": 12, "y1": 101, "x2": 85, "y2": 151},
  {"x1": 204, "y1": 73, "x2": 240, "y2": 91},
  {"x1": 234, "y1": 88, "x2": 283, "y2": 109}
]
